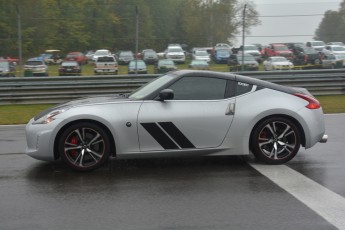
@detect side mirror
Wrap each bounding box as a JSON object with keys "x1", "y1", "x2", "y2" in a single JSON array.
[{"x1": 158, "y1": 89, "x2": 174, "y2": 101}]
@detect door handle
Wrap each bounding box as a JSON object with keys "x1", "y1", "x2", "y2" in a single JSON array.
[{"x1": 226, "y1": 103, "x2": 235, "y2": 115}]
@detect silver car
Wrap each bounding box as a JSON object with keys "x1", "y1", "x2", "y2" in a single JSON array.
[{"x1": 25, "y1": 70, "x2": 327, "y2": 171}]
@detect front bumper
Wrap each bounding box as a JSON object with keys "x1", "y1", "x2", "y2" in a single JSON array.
[{"x1": 25, "y1": 118, "x2": 57, "y2": 161}]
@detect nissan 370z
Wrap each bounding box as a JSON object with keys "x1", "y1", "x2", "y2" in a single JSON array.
[{"x1": 25, "y1": 70, "x2": 328, "y2": 171}]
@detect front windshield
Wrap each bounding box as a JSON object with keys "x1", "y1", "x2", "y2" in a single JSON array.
[
  {"x1": 239, "y1": 55, "x2": 255, "y2": 61},
  {"x1": 272, "y1": 57, "x2": 288, "y2": 62},
  {"x1": 0, "y1": 62, "x2": 9, "y2": 68},
  {"x1": 129, "y1": 74, "x2": 174, "y2": 100},
  {"x1": 332, "y1": 46, "x2": 345, "y2": 51},
  {"x1": 274, "y1": 46, "x2": 288, "y2": 51},
  {"x1": 244, "y1": 45, "x2": 257, "y2": 51}
]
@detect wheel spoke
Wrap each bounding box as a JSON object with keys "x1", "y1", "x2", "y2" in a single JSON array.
[
  {"x1": 87, "y1": 133, "x2": 101, "y2": 147},
  {"x1": 265, "y1": 123, "x2": 276, "y2": 137},
  {"x1": 259, "y1": 139, "x2": 273, "y2": 147},
  {"x1": 278, "y1": 125, "x2": 291, "y2": 139},
  {"x1": 87, "y1": 148, "x2": 102, "y2": 159},
  {"x1": 65, "y1": 146, "x2": 82, "y2": 151},
  {"x1": 74, "y1": 129, "x2": 85, "y2": 144}
]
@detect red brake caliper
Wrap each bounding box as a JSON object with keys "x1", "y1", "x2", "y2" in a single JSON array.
[{"x1": 69, "y1": 136, "x2": 79, "y2": 158}]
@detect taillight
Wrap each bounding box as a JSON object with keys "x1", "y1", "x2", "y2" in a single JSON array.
[{"x1": 294, "y1": 93, "x2": 320, "y2": 109}]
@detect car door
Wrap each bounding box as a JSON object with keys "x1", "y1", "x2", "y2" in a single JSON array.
[{"x1": 137, "y1": 76, "x2": 236, "y2": 152}]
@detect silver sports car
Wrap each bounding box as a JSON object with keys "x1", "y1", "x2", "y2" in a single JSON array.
[{"x1": 25, "y1": 70, "x2": 328, "y2": 171}]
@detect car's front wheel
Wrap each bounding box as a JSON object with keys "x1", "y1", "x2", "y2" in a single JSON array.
[
  {"x1": 58, "y1": 122, "x2": 110, "y2": 171},
  {"x1": 251, "y1": 117, "x2": 301, "y2": 164}
]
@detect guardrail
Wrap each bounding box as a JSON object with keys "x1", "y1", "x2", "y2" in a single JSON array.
[{"x1": 1, "y1": 69, "x2": 345, "y2": 105}]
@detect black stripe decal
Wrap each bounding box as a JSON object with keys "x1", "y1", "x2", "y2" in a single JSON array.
[
  {"x1": 158, "y1": 122, "x2": 195, "y2": 149},
  {"x1": 141, "y1": 123, "x2": 179, "y2": 149}
]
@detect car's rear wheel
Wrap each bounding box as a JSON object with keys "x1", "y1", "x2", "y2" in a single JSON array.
[
  {"x1": 58, "y1": 122, "x2": 110, "y2": 171},
  {"x1": 251, "y1": 117, "x2": 300, "y2": 164}
]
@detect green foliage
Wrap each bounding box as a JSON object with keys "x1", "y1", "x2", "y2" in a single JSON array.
[
  {"x1": 0, "y1": 0, "x2": 259, "y2": 58},
  {"x1": 315, "y1": 1, "x2": 345, "y2": 42}
]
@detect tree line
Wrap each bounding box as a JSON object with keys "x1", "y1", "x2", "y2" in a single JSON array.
[
  {"x1": 0, "y1": 0, "x2": 259, "y2": 58},
  {"x1": 315, "y1": 0, "x2": 345, "y2": 42}
]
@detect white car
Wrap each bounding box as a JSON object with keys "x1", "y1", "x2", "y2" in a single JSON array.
[
  {"x1": 306, "y1": 41, "x2": 326, "y2": 52},
  {"x1": 25, "y1": 70, "x2": 327, "y2": 171},
  {"x1": 321, "y1": 54, "x2": 345, "y2": 69},
  {"x1": 263, "y1": 56, "x2": 294, "y2": 71},
  {"x1": 92, "y1": 49, "x2": 112, "y2": 62},
  {"x1": 192, "y1": 50, "x2": 210, "y2": 63},
  {"x1": 322, "y1": 45, "x2": 345, "y2": 55},
  {"x1": 165, "y1": 46, "x2": 186, "y2": 64}
]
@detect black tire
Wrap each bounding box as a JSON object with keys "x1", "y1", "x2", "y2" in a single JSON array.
[
  {"x1": 251, "y1": 117, "x2": 300, "y2": 164},
  {"x1": 58, "y1": 122, "x2": 111, "y2": 171}
]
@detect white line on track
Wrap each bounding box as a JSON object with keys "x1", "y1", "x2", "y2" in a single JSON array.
[{"x1": 250, "y1": 163, "x2": 345, "y2": 230}]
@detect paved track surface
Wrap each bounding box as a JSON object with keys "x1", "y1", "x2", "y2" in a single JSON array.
[{"x1": 0, "y1": 114, "x2": 344, "y2": 230}]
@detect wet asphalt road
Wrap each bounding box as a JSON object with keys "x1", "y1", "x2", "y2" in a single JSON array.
[{"x1": 0, "y1": 114, "x2": 344, "y2": 230}]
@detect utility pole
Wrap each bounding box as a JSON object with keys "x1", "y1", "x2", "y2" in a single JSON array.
[
  {"x1": 241, "y1": 4, "x2": 247, "y2": 72},
  {"x1": 135, "y1": 6, "x2": 139, "y2": 74},
  {"x1": 14, "y1": 3, "x2": 23, "y2": 77}
]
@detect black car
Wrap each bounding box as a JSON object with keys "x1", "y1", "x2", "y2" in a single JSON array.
[
  {"x1": 143, "y1": 50, "x2": 158, "y2": 64},
  {"x1": 285, "y1": 43, "x2": 321, "y2": 67},
  {"x1": 58, "y1": 61, "x2": 81, "y2": 76},
  {"x1": 116, "y1": 51, "x2": 134, "y2": 65},
  {"x1": 0, "y1": 61, "x2": 16, "y2": 77}
]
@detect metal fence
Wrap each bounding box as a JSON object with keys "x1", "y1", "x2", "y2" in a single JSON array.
[{"x1": 1, "y1": 69, "x2": 345, "y2": 105}]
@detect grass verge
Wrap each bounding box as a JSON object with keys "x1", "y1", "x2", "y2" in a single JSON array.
[{"x1": 0, "y1": 95, "x2": 344, "y2": 125}]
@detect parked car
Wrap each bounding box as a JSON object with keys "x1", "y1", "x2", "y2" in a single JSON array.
[
  {"x1": 117, "y1": 51, "x2": 134, "y2": 65},
  {"x1": 142, "y1": 50, "x2": 158, "y2": 64},
  {"x1": 238, "y1": 44, "x2": 262, "y2": 63},
  {"x1": 64, "y1": 52, "x2": 88, "y2": 65},
  {"x1": 24, "y1": 58, "x2": 48, "y2": 76},
  {"x1": 321, "y1": 54, "x2": 345, "y2": 69},
  {"x1": 306, "y1": 41, "x2": 326, "y2": 52},
  {"x1": 85, "y1": 50, "x2": 95, "y2": 61},
  {"x1": 228, "y1": 54, "x2": 259, "y2": 71},
  {"x1": 327, "y1": 42, "x2": 345, "y2": 47},
  {"x1": 213, "y1": 49, "x2": 231, "y2": 64},
  {"x1": 165, "y1": 46, "x2": 186, "y2": 64},
  {"x1": 192, "y1": 50, "x2": 211, "y2": 63},
  {"x1": 263, "y1": 56, "x2": 294, "y2": 71},
  {"x1": 154, "y1": 59, "x2": 177, "y2": 73},
  {"x1": 92, "y1": 49, "x2": 112, "y2": 62},
  {"x1": 41, "y1": 50, "x2": 62, "y2": 65},
  {"x1": 128, "y1": 60, "x2": 147, "y2": 74},
  {"x1": 25, "y1": 70, "x2": 327, "y2": 171},
  {"x1": 262, "y1": 44, "x2": 293, "y2": 60},
  {"x1": 94, "y1": 56, "x2": 118, "y2": 75},
  {"x1": 322, "y1": 45, "x2": 345, "y2": 55},
  {"x1": 0, "y1": 60, "x2": 16, "y2": 77},
  {"x1": 285, "y1": 43, "x2": 321, "y2": 66},
  {"x1": 58, "y1": 61, "x2": 81, "y2": 76},
  {"x1": 189, "y1": 60, "x2": 209, "y2": 70}
]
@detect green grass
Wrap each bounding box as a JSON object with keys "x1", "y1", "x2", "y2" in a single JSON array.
[{"x1": 0, "y1": 95, "x2": 344, "y2": 125}]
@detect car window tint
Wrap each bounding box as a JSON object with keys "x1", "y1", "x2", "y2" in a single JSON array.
[
  {"x1": 168, "y1": 77, "x2": 226, "y2": 100},
  {"x1": 236, "y1": 82, "x2": 253, "y2": 96}
]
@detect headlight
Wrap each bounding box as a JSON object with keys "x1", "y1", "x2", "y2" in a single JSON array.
[{"x1": 33, "y1": 108, "x2": 69, "y2": 124}]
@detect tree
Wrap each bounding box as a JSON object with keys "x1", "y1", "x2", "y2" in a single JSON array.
[{"x1": 315, "y1": 0, "x2": 345, "y2": 43}]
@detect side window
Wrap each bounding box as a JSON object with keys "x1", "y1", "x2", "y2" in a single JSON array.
[
  {"x1": 236, "y1": 81, "x2": 253, "y2": 96},
  {"x1": 168, "y1": 77, "x2": 227, "y2": 100}
]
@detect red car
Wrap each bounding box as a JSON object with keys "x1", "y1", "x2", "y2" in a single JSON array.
[
  {"x1": 263, "y1": 44, "x2": 294, "y2": 60},
  {"x1": 64, "y1": 52, "x2": 88, "y2": 65}
]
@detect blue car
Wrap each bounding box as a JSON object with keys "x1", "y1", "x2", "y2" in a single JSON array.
[{"x1": 214, "y1": 49, "x2": 230, "y2": 64}]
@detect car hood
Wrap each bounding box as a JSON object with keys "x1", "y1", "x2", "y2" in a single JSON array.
[
  {"x1": 272, "y1": 61, "x2": 292, "y2": 65},
  {"x1": 34, "y1": 95, "x2": 131, "y2": 121}
]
